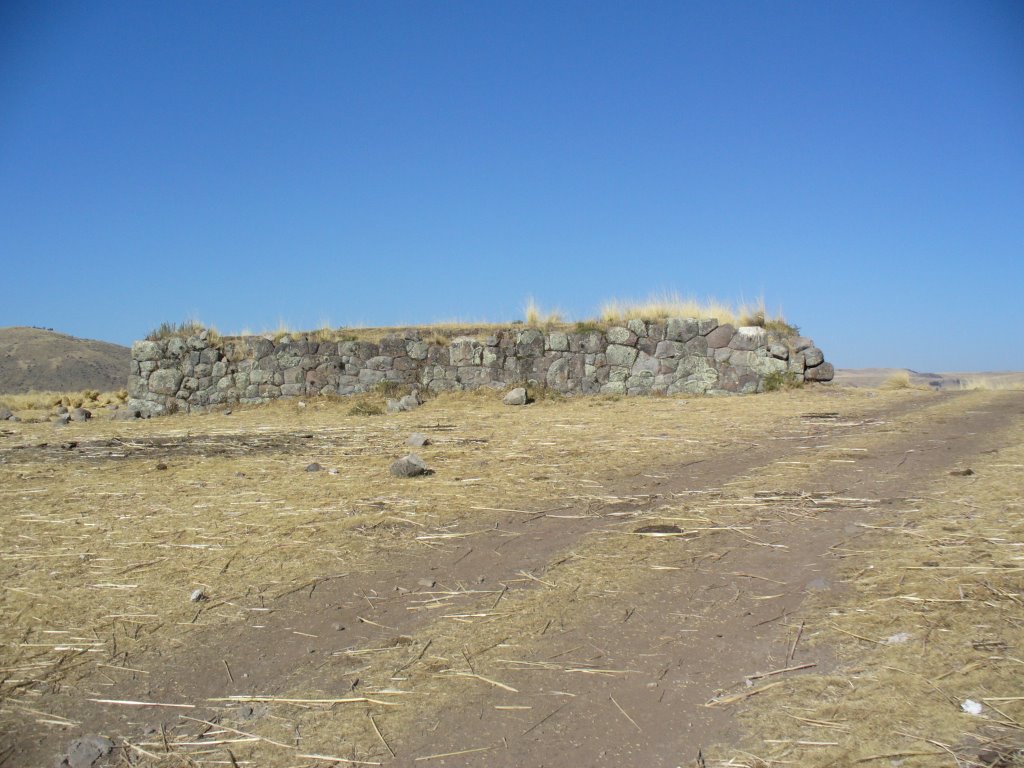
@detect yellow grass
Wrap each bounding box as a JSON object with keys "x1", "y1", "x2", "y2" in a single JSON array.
[
  {"x1": 523, "y1": 297, "x2": 564, "y2": 327},
  {"x1": 1, "y1": 386, "x2": 929, "y2": 765},
  {"x1": 599, "y1": 292, "x2": 787, "y2": 329},
  {"x1": 0, "y1": 388, "x2": 127, "y2": 415}
]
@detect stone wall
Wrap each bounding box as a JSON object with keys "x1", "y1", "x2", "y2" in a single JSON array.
[{"x1": 127, "y1": 318, "x2": 834, "y2": 416}]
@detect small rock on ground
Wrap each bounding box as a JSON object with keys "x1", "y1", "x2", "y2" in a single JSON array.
[
  {"x1": 406, "y1": 432, "x2": 431, "y2": 447},
  {"x1": 56, "y1": 735, "x2": 114, "y2": 768},
  {"x1": 305, "y1": 462, "x2": 322, "y2": 472},
  {"x1": 390, "y1": 453, "x2": 430, "y2": 477},
  {"x1": 503, "y1": 387, "x2": 528, "y2": 406}
]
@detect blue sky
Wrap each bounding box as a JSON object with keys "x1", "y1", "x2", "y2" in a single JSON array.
[{"x1": 1, "y1": 1, "x2": 1021, "y2": 371}]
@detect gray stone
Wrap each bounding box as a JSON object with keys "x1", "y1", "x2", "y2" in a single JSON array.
[
  {"x1": 705, "y1": 324, "x2": 736, "y2": 349},
  {"x1": 654, "y1": 340, "x2": 685, "y2": 359},
  {"x1": 665, "y1": 318, "x2": 699, "y2": 342},
  {"x1": 804, "y1": 362, "x2": 834, "y2": 382},
  {"x1": 516, "y1": 329, "x2": 545, "y2": 357},
  {"x1": 132, "y1": 340, "x2": 163, "y2": 361},
  {"x1": 606, "y1": 344, "x2": 638, "y2": 367},
  {"x1": 769, "y1": 343, "x2": 789, "y2": 360},
  {"x1": 606, "y1": 326, "x2": 635, "y2": 345},
  {"x1": 149, "y1": 369, "x2": 183, "y2": 395},
  {"x1": 626, "y1": 318, "x2": 647, "y2": 337},
  {"x1": 0, "y1": 406, "x2": 12, "y2": 421},
  {"x1": 190, "y1": 588, "x2": 207, "y2": 602},
  {"x1": 503, "y1": 387, "x2": 528, "y2": 406},
  {"x1": 579, "y1": 331, "x2": 605, "y2": 354},
  {"x1": 54, "y1": 413, "x2": 71, "y2": 426},
  {"x1": 390, "y1": 453, "x2": 430, "y2": 477},
  {"x1": 379, "y1": 335, "x2": 407, "y2": 357},
  {"x1": 406, "y1": 432, "x2": 431, "y2": 447},
  {"x1": 407, "y1": 340, "x2": 429, "y2": 360},
  {"x1": 803, "y1": 347, "x2": 825, "y2": 367},
  {"x1": 729, "y1": 327, "x2": 767, "y2": 351},
  {"x1": 166, "y1": 337, "x2": 187, "y2": 357},
  {"x1": 547, "y1": 331, "x2": 569, "y2": 351},
  {"x1": 57, "y1": 735, "x2": 114, "y2": 768},
  {"x1": 631, "y1": 351, "x2": 660, "y2": 376},
  {"x1": 305, "y1": 462, "x2": 322, "y2": 472},
  {"x1": 449, "y1": 339, "x2": 482, "y2": 366},
  {"x1": 697, "y1": 318, "x2": 719, "y2": 336}
]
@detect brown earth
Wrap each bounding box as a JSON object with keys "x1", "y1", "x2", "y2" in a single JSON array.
[
  {"x1": 0, "y1": 327, "x2": 130, "y2": 394},
  {"x1": 1, "y1": 387, "x2": 1022, "y2": 767}
]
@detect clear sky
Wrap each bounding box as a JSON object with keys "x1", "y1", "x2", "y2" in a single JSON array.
[{"x1": 1, "y1": 1, "x2": 1021, "y2": 371}]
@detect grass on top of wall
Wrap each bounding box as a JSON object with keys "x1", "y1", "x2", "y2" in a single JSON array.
[{"x1": 145, "y1": 294, "x2": 800, "y2": 347}]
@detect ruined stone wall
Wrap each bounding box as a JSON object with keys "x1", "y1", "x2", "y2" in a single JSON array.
[{"x1": 127, "y1": 318, "x2": 834, "y2": 416}]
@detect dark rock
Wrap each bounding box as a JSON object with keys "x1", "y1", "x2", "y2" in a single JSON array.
[
  {"x1": 60, "y1": 442, "x2": 77, "y2": 450},
  {"x1": 390, "y1": 453, "x2": 430, "y2": 477},
  {"x1": 949, "y1": 468, "x2": 975, "y2": 476},
  {"x1": 705, "y1": 324, "x2": 736, "y2": 349},
  {"x1": 155, "y1": 462, "x2": 168, "y2": 470},
  {"x1": 0, "y1": 406, "x2": 12, "y2": 420},
  {"x1": 57, "y1": 735, "x2": 114, "y2": 768},
  {"x1": 305, "y1": 462, "x2": 322, "y2": 472},
  {"x1": 803, "y1": 347, "x2": 825, "y2": 367},
  {"x1": 804, "y1": 361, "x2": 834, "y2": 382},
  {"x1": 70, "y1": 407, "x2": 92, "y2": 422}
]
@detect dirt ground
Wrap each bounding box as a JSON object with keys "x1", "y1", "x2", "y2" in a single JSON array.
[{"x1": 1, "y1": 386, "x2": 1022, "y2": 767}]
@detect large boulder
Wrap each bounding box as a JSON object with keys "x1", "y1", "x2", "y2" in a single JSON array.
[
  {"x1": 148, "y1": 369, "x2": 183, "y2": 395},
  {"x1": 804, "y1": 362, "x2": 835, "y2": 382},
  {"x1": 803, "y1": 347, "x2": 825, "y2": 368}
]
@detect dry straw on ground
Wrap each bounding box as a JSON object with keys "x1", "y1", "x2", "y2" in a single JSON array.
[
  {"x1": 1, "y1": 386, "x2": 1020, "y2": 766},
  {"x1": 713, "y1": 399, "x2": 1024, "y2": 767}
]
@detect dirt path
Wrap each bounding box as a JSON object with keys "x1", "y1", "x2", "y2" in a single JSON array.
[{"x1": 7, "y1": 390, "x2": 1023, "y2": 767}]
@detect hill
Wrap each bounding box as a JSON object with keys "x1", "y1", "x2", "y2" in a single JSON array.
[
  {"x1": 834, "y1": 367, "x2": 1024, "y2": 390},
  {"x1": 0, "y1": 326, "x2": 130, "y2": 394}
]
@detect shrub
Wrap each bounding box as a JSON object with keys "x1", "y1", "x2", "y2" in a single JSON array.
[{"x1": 348, "y1": 400, "x2": 384, "y2": 416}]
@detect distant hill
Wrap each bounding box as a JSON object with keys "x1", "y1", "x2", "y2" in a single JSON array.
[
  {"x1": 834, "y1": 368, "x2": 1024, "y2": 390},
  {"x1": 0, "y1": 327, "x2": 130, "y2": 394}
]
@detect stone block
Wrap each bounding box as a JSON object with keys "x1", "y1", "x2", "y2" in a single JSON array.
[
  {"x1": 705, "y1": 324, "x2": 736, "y2": 349},
  {"x1": 666, "y1": 318, "x2": 699, "y2": 342},
  {"x1": 803, "y1": 347, "x2": 825, "y2": 367},
  {"x1": 606, "y1": 344, "x2": 638, "y2": 367},
  {"x1": 606, "y1": 326, "x2": 636, "y2": 345}
]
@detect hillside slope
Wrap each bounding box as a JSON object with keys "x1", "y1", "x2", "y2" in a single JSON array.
[{"x1": 0, "y1": 327, "x2": 130, "y2": 393}]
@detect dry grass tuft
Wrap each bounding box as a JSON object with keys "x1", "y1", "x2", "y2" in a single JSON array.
[
  {"x1": 523, "y1": 298, "x2": 564, "y2": 327},
  {"x1": 599, "y1": 292, "x2": 794, "y2": 332}
]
